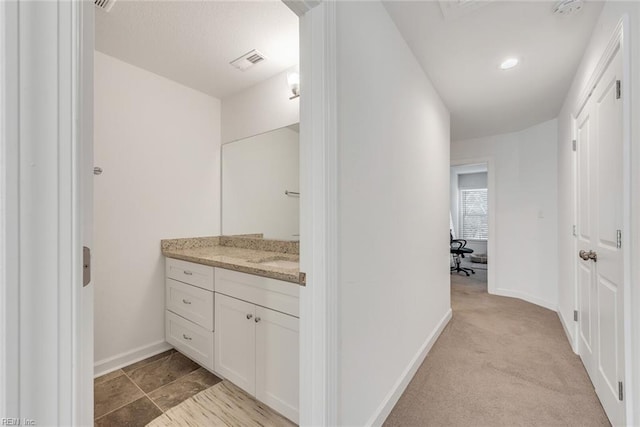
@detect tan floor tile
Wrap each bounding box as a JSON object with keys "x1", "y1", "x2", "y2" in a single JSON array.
[
  {"x1": 127, "y1": 351, "x2": 200, "y2": 393},
  {"x1": 94, "y1": 397, "x2": 161, "y2": 427},
  {"x1": 94, "y1": 375, "x2": 144, "y2": 419},
  {"x1": 122, "y1": 349, "x2": 176, "y2": 375},
  {"x1": 94, "y1": 369, "x2": 124, "y2": 386},
  {"x1": 148, "y1": 368, "x2": 222, "y2": 412}
]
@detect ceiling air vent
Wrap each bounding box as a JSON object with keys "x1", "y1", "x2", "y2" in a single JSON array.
[
  {"x1": 230, "y1": 49, "x2": 267, "y2": 71},
  {"x1": 553, "y1": 0, "x2": 584, "y2": 16},
  {"x1": 94, "y1": 0, "x2": 116, "y2": 12}
]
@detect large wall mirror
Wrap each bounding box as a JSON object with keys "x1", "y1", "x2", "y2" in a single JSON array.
[{"x1": 221, "y1": 124, "x2": 299, "y2": 241}]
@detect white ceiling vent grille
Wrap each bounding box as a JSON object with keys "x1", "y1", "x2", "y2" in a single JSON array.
[
  {"x1": 230, "y1": 49, "x2": 267, "y2": 71},
  {"x1": 439, "y1": 0, "x2": 494, "y2": 20},
  {"x1": 553, "y1": 0, "x2": 584, "y2": 16},
  {"x1": 94, "y1": 0, "x2": 116, "y2": 12}
]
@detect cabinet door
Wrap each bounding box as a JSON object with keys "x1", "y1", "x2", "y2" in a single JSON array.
[
  {"x1": 255, "y1": 306, "x2": 299, "y2": 423},
  {"x1": 214, "y1": 293, "x2": 256, "y2": 394}
]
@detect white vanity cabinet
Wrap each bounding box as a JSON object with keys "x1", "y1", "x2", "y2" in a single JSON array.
[
  {"x1": 165, "y1": 258, "x2": 300, "y2": 423},
  {"x1": 165, "y1": 258, "x2": 215, "y2": 371},
  {"x1": 214, "y1": 268, "x2": 300, "y2": 424}
]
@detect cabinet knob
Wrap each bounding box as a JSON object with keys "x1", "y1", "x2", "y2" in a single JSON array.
[
  {"x1": 246, "y1": 314, "x2": 253, "y2": 320},
  {"x1": 182, "y1": 299, "x2": 192, "y2": 305},
  {"x1": 182, "y1": 334, "x2": 192, "y2": 341},
  {"x1": 255, "y1": 317, "x2": 261, "y2": 323},
  {"x1": 183, "y1": 270, "x2": 193, "y2": 276}
]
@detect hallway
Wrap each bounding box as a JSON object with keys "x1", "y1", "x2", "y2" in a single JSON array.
[{"x1": 384, "y1": 274, "x2": 610, "y2": 426}]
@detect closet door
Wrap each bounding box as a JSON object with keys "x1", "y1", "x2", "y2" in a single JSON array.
[
  {"x1": 576, "y1": 47, "x2": 625, "y2": 426},
  {"x1": 591, "y1": 48, "x2": 624, "y2": 425},
  {"x1": 575, "y1": 101, "x2": 596, "y2": 380}
]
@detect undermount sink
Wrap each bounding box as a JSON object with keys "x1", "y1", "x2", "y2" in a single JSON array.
[{"x1": 250, "y1": 256, "x2": 299, "y2": 270}]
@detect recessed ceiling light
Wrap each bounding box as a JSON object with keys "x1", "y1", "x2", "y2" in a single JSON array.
[{"x1": 500, "y1": 58, "x2": 519, "y2": 70}]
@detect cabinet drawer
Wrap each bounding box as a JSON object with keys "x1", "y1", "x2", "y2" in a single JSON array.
[
  {"x1": 166, "y1": 279, "x2": 213, "y2": 331},
  {"x1": 215, "y1": 268, "x2": 299, "y2": 317},
  {"x1": 166, "y1": 311, "x2": 214, "y2": 371},
  {"x1": 166, "y1": 258, "x2": 214, "y2": 291}
]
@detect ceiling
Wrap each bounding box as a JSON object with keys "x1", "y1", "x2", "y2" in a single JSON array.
[
  {"x1": 383, "y1": 1, "x2": 604, "y2": 140},
  {"x1": 96, "y1": 1, "x2": 299, "y2": 99}
]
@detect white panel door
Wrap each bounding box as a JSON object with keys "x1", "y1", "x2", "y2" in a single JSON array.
[
  {"x1": 576, "y1": 103, "x2": 596, "y2": 380},
  {"x1": 576, "y1": 48, "x2": 625, "y2": 426},
  {"x1": 592, "y1": 48, "x2": 624, "y2": 425},
  {"x1": 214, "y1": 293, "x2": 256, "y2": 395},
  {"x1": 255, "y1": 306, "x2": 300, "y2": 423}
]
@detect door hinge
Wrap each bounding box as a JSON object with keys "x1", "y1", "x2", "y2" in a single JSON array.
[
  {"x1": 83, "y1": 246, "x2": 91, "y2": 287},
  {"x1": 572, "y1": 139, "x2": 577, "y2": 151},
  {"x1": 619, "y1": 381, "x2": 624, "y2": 401},
  {"x1": 299, "y1": 271, "x2": 307, "y2": 286},
  {"x1": 616, "y1": 229, "x2": 622, "y2": 249},
  {"x1": 572, "y1": 225, "x2": 577, "y2": 237},
  {"x1": 574, "y1": 310, "x2": 578, "y2": 321},
  {"x1": 616, "y1": 80, "x2": 621, "y2": 99}
]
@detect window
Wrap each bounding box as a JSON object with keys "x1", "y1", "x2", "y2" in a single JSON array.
[{"x1": 460, "y1": 188, "x2": 488, "y2": 240}]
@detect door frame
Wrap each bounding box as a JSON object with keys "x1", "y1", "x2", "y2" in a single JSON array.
[
  {"x1": 450, "y1": 158, "x2": 496, "y2": 295},
  {"x1": 1, "y1": 0, "x2": 339, "y2": 425},
  {"x1": 571, "y1": 16, "x2": 633, "y2": 422},
  {"x1": 296, "y1": 2, "x2": 339, "y2": 425},
  {"x1": 0, "y1": 0, "x2": 92, "y2": 424},
  {"x1": 0, "y1": 0, "x2": 20, "y2": 418}
]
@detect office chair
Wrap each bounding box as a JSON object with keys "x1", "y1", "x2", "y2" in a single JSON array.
[{"x1": 450, "y1": 231, "x2": 475, "y2": 276}]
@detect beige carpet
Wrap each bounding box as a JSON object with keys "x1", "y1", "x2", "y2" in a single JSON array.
[
  {"x1": 147, "y1": 380, "x2": 295, "y2": 427},
  {"x1": 384, "y1": 274, "x2": 610, "y2": 427}
]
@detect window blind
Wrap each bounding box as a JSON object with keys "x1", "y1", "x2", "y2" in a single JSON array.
[{"x1": 460, "y1": 188, "x2": 488, "y2": 240}]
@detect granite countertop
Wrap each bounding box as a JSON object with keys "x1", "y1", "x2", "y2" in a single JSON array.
[{"x1": 161, "y1": 236, "x2": 301, "y2": 285}]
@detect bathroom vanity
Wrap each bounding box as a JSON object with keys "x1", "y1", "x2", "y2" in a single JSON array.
[{"x1": 162, "y1": 236, "x2": 301, "y2": 423}]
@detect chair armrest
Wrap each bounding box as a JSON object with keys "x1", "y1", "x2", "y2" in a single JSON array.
[{"x1": 451, "y1": 238, "x2": 468, "y2": 249}]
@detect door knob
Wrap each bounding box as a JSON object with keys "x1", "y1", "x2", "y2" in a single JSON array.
[
  {"x1": 579, "y1": 250, "x2": 590, "y2": 261},
  {"x1": 588, "y1": 250, "x2": 597, "y2": 262}
]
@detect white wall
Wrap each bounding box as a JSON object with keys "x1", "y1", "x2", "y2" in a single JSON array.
[
  {"x1": 557, "y1": 2, "x2": 640, "y2": 420},
  {"x1": 336, "y1": 2, "x2": 451, "y2": 425},
  {"x1": 221, "y1": 67, "x2": 299, "y2": 144},
  {"x1": 222, "y1": 126, "x2": 299, "y2": 240},
  {"x1": 452, "y1": 119, "x2": 559, "y2": 310},
  {"x1": 94, "y1": 52, "x2": 221, "y2": 373}
]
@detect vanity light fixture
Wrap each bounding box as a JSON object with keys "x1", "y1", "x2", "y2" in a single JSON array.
[
  {"x1": 500, "y1": 57, "x2": 519, "y2": 70},
  {"x1": 287, "y1": 72, "x2": 300, "y2": 100}
]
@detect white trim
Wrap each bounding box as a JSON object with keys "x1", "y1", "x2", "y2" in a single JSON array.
[
  {"x1": 93, "y1": 340, "x2": 173, "y2": 378},
  {"x1": 618, "y1": 15, "x2": 634, "y2": 424},
  {"x1": 367, "y1": 309, "x2": 453, "y2": 427},
  {"x1": 568, "y1": 113, "x2": 579, "y2": 353},
  {"x1": 493, "y1": 288, "x2": 557, "y2": 312},
  {"x1": 450, "y1": 158, "x2": 496, "y2": 295},
  {"x1": 298, "y1": 1, "x2": 339, "y2": 425},
  {"x1": 282, "y1": 0, "x2": 321, "y2": 17},
  {"x1": 4, "y1": 2, "x2": 87, "y2": 423},
  {"x1": 0, "y1": 0, "x2": 20, "y2": 418},
  {"x1": 557, "y1": 311, "x2": 577, "y2": 354}
]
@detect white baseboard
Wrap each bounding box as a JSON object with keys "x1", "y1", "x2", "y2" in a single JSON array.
[
  {"x1": 493, "y1": 288, "x2": 557, "y2": 311},
  {"x1": 557, "y1": 309, "x2": 577, "y2": 354},
  {"x1": 367, "y1": 308, "x2": 453, "y2": 427},
  {"x1": 94, "y1": 340, "x2": 173, "y2": 378}
]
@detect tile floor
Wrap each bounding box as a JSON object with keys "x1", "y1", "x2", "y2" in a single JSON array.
[{"x1": 94, "y1": 349, "x2": 222, "y2": 426}]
